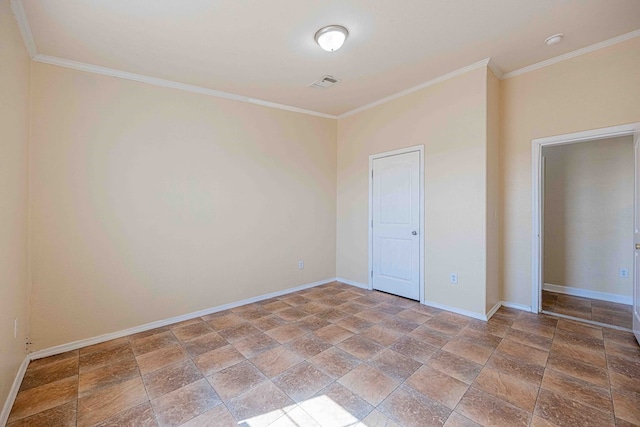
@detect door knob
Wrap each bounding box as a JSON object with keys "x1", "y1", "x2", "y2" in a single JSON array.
[
  {"x1": 412, "y1": 231, "x2": 417, "y2": 235},
  {"x1": 636, "y1": 243, "x2": 640, "y2": 250}
]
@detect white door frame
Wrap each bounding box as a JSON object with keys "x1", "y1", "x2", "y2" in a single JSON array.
[
  {"x1": 531, "y1": 123, "x2": 640, "y2": 313},
  {"x1": 369, "y1": 145, "x2": 425, "y2": 303}
]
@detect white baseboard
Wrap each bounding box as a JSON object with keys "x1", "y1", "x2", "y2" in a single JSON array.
[
  {"x1": 500, "y1": 301, "x2": 533, "y2": 313},
  {"x1": 29, "y1": 277, "x2": 336, "y2": 361},
  {"x1": 0, "y1": 357, "x2": 29, "y2": 426},
  {"x1": 423, "y1": 300, "x2": 487, "y2": 321},
  {"x1": 486, "y1": 301, "x2": 502, "y2": 320},
  {"x1": 335, "y1": 277, "x2": 370, "y2": 290},
  {"x1": 543, "y1": 283, "x2": 632, "y2": 305}
]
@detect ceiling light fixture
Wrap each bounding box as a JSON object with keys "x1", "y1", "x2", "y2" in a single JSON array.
[
  {"x1": 315, "y1": 25, "x2": 349, "y2": 52},
  {"x1": 545, "y1": 33, "x2": 564, "y2": 46}
]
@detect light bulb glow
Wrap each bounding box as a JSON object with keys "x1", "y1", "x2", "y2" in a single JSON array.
[{"x1": 315, "y1": 25, "x2": 348, "y2": 52}]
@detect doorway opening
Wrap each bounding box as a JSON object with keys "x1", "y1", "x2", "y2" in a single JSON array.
[
  {"x1": 369, "y1": 145, "x2": 424, "y2": 303},
  {"x1": 532, "y1": 124, "x2": 640, "y2": 339}
]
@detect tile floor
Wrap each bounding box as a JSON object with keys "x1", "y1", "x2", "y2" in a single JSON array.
[
  {"x1": 542, "y1": 290, "x2": 633, "y2": 329},
  {"x1": 7, "y1": 282, "x2": 640, "y2": 427}
]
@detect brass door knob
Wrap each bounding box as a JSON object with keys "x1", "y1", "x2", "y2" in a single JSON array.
[{"x1": 636, "y1": 244, "x2": 640, "y2": 250}]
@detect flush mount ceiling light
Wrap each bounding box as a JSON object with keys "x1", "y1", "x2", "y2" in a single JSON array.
[
  {"x1": 545, "y1": 33, "x2": 564, "y2": 46},
  {"x1": 315, "y1": 25, "x2": 349, "y2": 52}
]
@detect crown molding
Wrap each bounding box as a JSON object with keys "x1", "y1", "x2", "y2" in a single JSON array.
[
  {"x1": 339, "y1": 58, "x2": 491, "y2": 119},
  {"x1": 33, "y1": 55, "x2": 337, "y2": 119},
  {"x1": 9, "y1": 0, "x2": 36, "y2": 58},
  {"x1": 502, "y1": 29, "x2": 640, "y2": 79},
  {"x1": 487, "y1": 58, "x2": 503, "y2": 79},
  {"x1": 33, "y1": 54, "x2": 337, "y2": 119}
]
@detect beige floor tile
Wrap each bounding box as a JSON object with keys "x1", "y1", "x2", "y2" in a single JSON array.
[
  {"x1": 78, "y1": 357, "x2": 140, "y2": 398},
  {"x1": 7, "y1": 401, "x2": 76, "y2": 427},
  {"x1": 181, "y1": 332, "x2": 228, "y2": 358},
  {"x1": 338, "y1": 364, "x2": 399, "y2": 406},
  {"x1": 308, "y1": 347, "x2": 361, "y2": 379},
  {"x1": 8, "y1": 376, "x2": 78, "y2": 423},
  {"x1": 273, "y1": 361, "x2": 333, "y2": 402},
  {"x1": 77, "y1": 376, "x2": 148, "y2": 427},
  {"x1": 405, "y1": 365, "x2": 469, "y2": 409},
  {"x1": 612, "y1": 390, "x2": 640, "y2": 426},
  {"x1": 389, "y1": 336, "x2": 439, "y2": 364},
  {"x1": 143, "y1": 359, "x2": 202, "y2": 400},
  {"x1": 286, "y1": 335, "x2": 332, "y2": 359},
  {"x1": 301, "y1": 382, "x2": 373, "y2": 425},
  {"x1": 265, "y1": 324, "x2": 307, "y2": 344},
  {"x1": 441, "y1": 337, "x2": 494, "y2": 365},
  {"x1": 360, "y1": 325, "x2": 404, "y2": 347},
  {"x1": 337, "y1": 335, "x2": 385, "y2": 360},
  {"x1": 207, "y1": 360, "x2": 266, "y2": 401},
  {"x1": 427, "y1": 350, "x2": 483, "y2": 384},
  {"x1": 10, "y1": 283, "x2": 640, "y2": 427},
  {"x1": 473, "y1": 367, "x2": 540, "y2": 412},
  {"x1": 129, "y1": 332, "x2": 177, "y2": 357},
  {"x1": 172, "y1": 403, "x2": 234, "y2": 427},
  {"x1": 136, "y1": 343, "x2": 189, "y2": 375},
  {"x1": 378, "y1": 385, "x2": 451, "y2": 427},
  {"x1": 456, "y1": 387, "x2": 531, "y2": 427},
  {"x1": 534, "y1": 389, "x2": 615, "y2": 427},
  {"x1": 443, "y1": 411, "x2": 481, "y2": 427},
  {"x1": 546, "y1": 352, "x2": 609, "y2": 387},
  {"x1": 495, "y1": 338, "x2": 549, "y2": 366},
  {"x1": 369, "y1": 349, "x2": 422, "y2": 382},
  {"x1": 232, "y1": 332, "x2": 279, "y2": 358},
  {"x1": 485, "y1": 352, "x2": 545, "y2": 386},
  {"x1": 171, "y1": 322, "x2": 213, "y2": 342},
  {"x1": 151, "y1": 379, "x2": 221, "y2": 427},
  {"x1": 250, "y1": 346, "x2": 303, "y2": 378},
  {"x1": 541, "y1": 369, "x2": 613, "y2": 413},
  {"x1": 313, "y1": 324, "x2": 353, "y2": 345},
  {"x1": 226, "y1": 380, "x2": 295, "y2": 424},
  {"x1": 93, "y1": 402, "x2": 158, "y2": 427},
  {"x1": 19, "y1": 357, "x2": 78, "y2": 392}
]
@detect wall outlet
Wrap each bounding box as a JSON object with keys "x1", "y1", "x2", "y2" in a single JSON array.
[
  {"x1": 450, "y1": 273, "x2": 458, "y2": 284},
  {"x1": 298, "y1": 260, "x2": 304, "y2": 270},
  {"x1": 14, "y1": 318, "x2": 18, "y2": 339},
  {"x1": 619, "y1": 268, "x2": 629, "y2": 278}
]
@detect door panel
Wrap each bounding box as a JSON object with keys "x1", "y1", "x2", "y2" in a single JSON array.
[{"x1": 372, "y1": 151, "x2": 420, "y2": 300}]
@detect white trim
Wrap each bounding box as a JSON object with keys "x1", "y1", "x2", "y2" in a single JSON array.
[
  {"x1": 532, "y1": 123, "x2": 640, "y2": 314},
  {"x1": 423, "y1": 300, "x2": 486, "y2": 321},
  {"x1": 486, "y1": 301, "x2": 502, "y2": 320},
  {"x1": 500, "y1": 301, "x2": 532, "y2": 313},
  {"x1": 0, "y1": 357, "x2": 29, "y2": 426},
  {"x1": 28, "y1": 277, "x2": 335, "y2": 360},
  {"x1": 335, "y1": 277, "x2": 369, "y2": 290},
  {"x1": 368, "y1": 145, "x2": 425, "y2": 303},
  {"x1": 503, "y1": 29, "x2": 640, "y2": 79},
  {"x1": 339, "y1": 59, "x2": 491, "y2": 118},
  {"x1": 32, "y1": 55, "x2": 337, "y2": 120},
  {"x1": 543, "y1": 283, "x2": 632, "y2": 306},
  {"x1": 487, "y1": 59, "x2": 503, "y2": 79},
  {"x1": 9, "y1": 0, "x2": 36, "y2": 58}
]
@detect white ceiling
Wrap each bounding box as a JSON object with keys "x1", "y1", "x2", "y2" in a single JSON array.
[{"x1": 18, "y1": 0, "x2": 640, "y2": 116}]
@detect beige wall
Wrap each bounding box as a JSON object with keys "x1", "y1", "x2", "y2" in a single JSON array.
[
  {"x1": 486, "y1": 69, "x2": 501, "y2": 312},
  {"x1": 501, "y1": 37, "x2": 640, "y2": 306},
  {"x1": 29, "y1": 63, "x2": 337, "y2": 349},
  {"x1": 543, "y1": 136, "x2": 633, "y2": 297},
  {"x1": 0, "y1": 0, "x2": 31, "y2": 410},
  {"x1": 337, "y1": 67, "x2": 490, "y2": 315}
]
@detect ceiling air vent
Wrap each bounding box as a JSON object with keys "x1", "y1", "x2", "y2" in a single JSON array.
[{"x1": 309, "y1": 75, "x2": 342, "y2": 89}]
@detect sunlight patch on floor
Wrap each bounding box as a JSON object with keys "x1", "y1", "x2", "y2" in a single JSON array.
[{"x1": 239, "y1": 395, "x2": 362, "y2": 426}]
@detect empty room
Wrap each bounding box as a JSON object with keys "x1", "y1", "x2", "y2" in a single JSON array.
[{"x1": 1, "y1": 1, "x2": 640, "y2": 426}]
